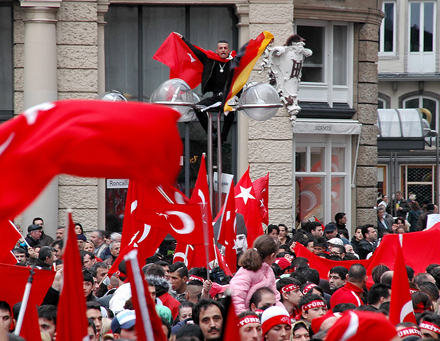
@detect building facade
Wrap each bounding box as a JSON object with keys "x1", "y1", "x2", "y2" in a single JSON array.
[
  {"x1": 3, "y1": 0, "x2": 382, "y2": 237},
  {"x1": 377, "y1": 0, "x2": 440, "y2": 206}
]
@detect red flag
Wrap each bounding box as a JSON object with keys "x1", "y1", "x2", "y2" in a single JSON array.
[
  {"x1": 253, "y1": 173, "x2": 269, "y2": 225},
  {"x1": 109, "y1": 181, "x2": 169, "y2": 276},
  {"x1": 153, "y1": 33, "x2": 204, "y2": 89},
  {"x1": 17, "y1": 296, "x2": 40, "y2": 341},
  {"x1": 221, "y1": 296, "x2": 241, "y2": 341},
  {"x1": 173, "y1": 242, "x2": 196, "y2": 268},
  {"x1": 217, "y1": 181, "x2": 237, "y2": 273},
  {"x1": 214, "y1": 244, "x2": 233, "y2": 276},
  {"x1": 0, "y1": 100, "x2": 182, "y2": 223},
  {"x1": 189, "y1": 154, "x2": 215, "y2": 265},
  {"x1": 389, "y1": 241, "x2": 417, "y2": 325},
  {"x1": 235, "y1": 166, "x2": 263, "y2": 247},
  {"x1": 57, "y1": 212, "x2": 89, "y2": 341},
  {"x1": 222, "y1": 31, "x2": 274, "y2": 112},
  {"x1": 125, "y1": 249, "x2": 168, "y2": 341},
  {"x1": 293, "y1": 242, "x2": 371, "y2": 279},
  {"x1": 0, "y1": 251, "x2": 18, "y2": 265}
]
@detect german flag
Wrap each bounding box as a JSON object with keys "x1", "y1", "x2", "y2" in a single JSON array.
[{"x1": 222, "y1": 31, "x2": 274, "y2": 112}]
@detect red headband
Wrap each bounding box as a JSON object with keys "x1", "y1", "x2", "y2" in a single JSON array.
[
  {"x1": 302, "y1": 300, "x2": 326, "y2": 312},
  {"x1": 238, "y1": 316, "x2": 261, "y2": 328},
  {"x1": 281, "y1": 283, "x2": 300, "y2": 294},
  {"x1": 302, "y1": 283, "x2": 317, "y2": 294},
  {"x1": 420, "y1": 322, "x2": 440, "y2": 335},
  {"x1": 397, "y1": 327, "x2": 422, "y2": 338},
  {"x1": 188, "y1": 275, "x2": 205, "y2": 283}
]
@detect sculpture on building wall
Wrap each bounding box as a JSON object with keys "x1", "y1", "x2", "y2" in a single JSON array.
[{"x1": 261, "y1": 34, "x2": 312, "y2": 125}]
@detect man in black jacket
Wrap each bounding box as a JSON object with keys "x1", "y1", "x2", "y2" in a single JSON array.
[
  {"x1": 177, "y1": 33, "x2": 236, "y2": 143},
  {"x1": 358, "y1": 225, "x2": 378, "y2": 260}
]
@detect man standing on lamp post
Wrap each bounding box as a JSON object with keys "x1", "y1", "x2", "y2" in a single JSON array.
[{"x1": 175, "y1": 32, "x2": 236, "y2": 144}]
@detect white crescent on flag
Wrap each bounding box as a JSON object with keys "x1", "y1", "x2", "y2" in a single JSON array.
[
  {"x1": 166, "y1": 211, "x2": 195, "y2": 235},
  {"x1": 400, "y1": 300, "x2": 414, "y2": 322}
]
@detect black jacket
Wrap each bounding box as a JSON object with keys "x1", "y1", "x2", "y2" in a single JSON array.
[
  {"x1": 358, "y1": 240, "x2": 377, "y2": 260},
  {"x1": 182, "y1": 37, "x2": 231, "y2": 95}
]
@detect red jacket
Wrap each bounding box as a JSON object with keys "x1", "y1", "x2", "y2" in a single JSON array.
[
  {"x1": 330, "y1": 282, "x2": 364, "y2": 309},
  {"x1": 159, "y1": 292, "x2": 180, "y2": 319}
]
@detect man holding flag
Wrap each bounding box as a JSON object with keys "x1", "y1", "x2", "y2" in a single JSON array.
[{"x1": 172, "y1": 32, "x2": 236, "y2": 143}]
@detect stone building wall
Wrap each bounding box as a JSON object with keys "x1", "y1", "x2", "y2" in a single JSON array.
[
  {"x1": 356, "y1": 23, "x2": 380, "y2": 226},
  {"x1": 247, "y1": 1, "x2": 295, "y2": 228}
]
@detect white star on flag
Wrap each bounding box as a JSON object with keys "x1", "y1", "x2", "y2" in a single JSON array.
[{"x1": 235, "y1": 186, "x2": 255, "y2": 205}]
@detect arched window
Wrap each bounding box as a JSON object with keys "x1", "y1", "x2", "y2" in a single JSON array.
[{"x1": 402, "y1": 95, "x2": 439, "y2": 131}]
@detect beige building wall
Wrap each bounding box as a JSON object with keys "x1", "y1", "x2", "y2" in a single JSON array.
[{"x1": 12, "y1": 0, "x2": 381, "y2": 235}]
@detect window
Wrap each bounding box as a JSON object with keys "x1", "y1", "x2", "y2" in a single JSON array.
[
  {"x1": 0, "y1": 2, "x2": 13, "y2": 122},
  {"x1": 402, "y1": 165, "x2": 436, "y2": 204},
  {"x1": 379, "y1": 2, "x2": 396, "y2": 54},
  {"x1": 403, "y1": 95, "x2": 438, "y2": 132},
  {"x1": 408, "y1": 1, "x2": 435, "y2": 72},
  {"x1": 104, "y1": 5, "x2": 238, "y2": 226},
  {"x1": 377, "y1": 165, "x2": 387, "y2": 197},
  {"x1": 296, "y1": 21, "x2": 353, "y2": 106},
  {"x1": 294, "y1": 134, "x2": 351, "y2": 228}
]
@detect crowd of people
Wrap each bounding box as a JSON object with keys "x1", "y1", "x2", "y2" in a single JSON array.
[{"x1": 5, "y1": 190, "x2": 440, "y2": 341}]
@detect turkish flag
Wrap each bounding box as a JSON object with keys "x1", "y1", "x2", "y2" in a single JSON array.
[
  {"x1": 235, "y1": 166, "x2": 263, "y2": 247},
  {"x1": 153, "y1": 33, "x2": 204, "y2": 89},
  {"x1": 0, "y1": 100, "x2": 182, "y2": 223},
  {"x1": 0, "y1": 221, "x2": 22, "y2": 261},
  {"x1": 222, "y1": 31, "x2": 274, "y2": 112},
  {"x1": 57, "y1": 212, "x2": 89, "y2": 341},
  {"x1": 109, "y1": 181, "x2": 169, "y2": 276},
  {"x1": 253, "y1": 173, "x2": 269, "y2": 225},
  {"x1": 125, "y1": 249, "x2": 168, "y2": 341},
  {"x1": 217, "y1": 181, "x2": 237, "y2": 273},
  {"x1": 214, "y1": 244, "x2": 233, "y2": 276},
  {"x1": 189, "y1": 154, "x2": 215, "y2": 265},
  {"x1": 366, "y1": 224, "x2": 440, "y2": 287},
  {"x1": 389, "y1": 242, "x2": 417, "y2": 325}
]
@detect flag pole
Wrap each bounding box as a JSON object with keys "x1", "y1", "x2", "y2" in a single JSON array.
[
  {"x1": 200, "y1": 204, "x2": 211, "y2": 281},
  {"x1": 125, "y1": 249, "x2": 155, "y2": 341},
  {"x1": 14, "y1": 267, "x2": 34, "y2": 336}
]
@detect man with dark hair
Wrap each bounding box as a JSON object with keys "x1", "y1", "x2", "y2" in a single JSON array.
[
  {"x1": 237, "y1": 311, "x2": 262, "y2": 341},
  {"x1": 84, "y1": 269, "x2": 98, "y2": 302},
  {"x1": 51, "y1": 239, "x2": 64, "y2": 260},
  {"x1": 169, "y1": 262, "x2": 188, "y2": 302},
  {"x1": 328, "y1": 266, "x2": 348, "y2": 293},
  {"x1": 0, "y1": 301, "x2": 12, "y2": 333},
  {"x1": 335, "y1": 212, "x2": 349, "y2": 239},
  {"x1": 90, "y1": 230, "x2": 108, "y2": 259},
  {"x1": 313, "y1": 237, "x2": 327, "y2": 254},
  {"x1": 87, "y1": 318, "x2": 97, "y2": 341},
  {"x1": 249, "y1": 287, "x2": 276, "y2": 312},
  {"x1": 267, "y1": 225, "x2": 279, "y2": 242},
  {"x1": 330, "y1": 264, "x2": 366, "y2": 309},
  {"x1": 55, "y1": 226, "x2": 65, "y2": 240},
  {"x1": 32, "y1": 217, "x2": 54, "y2": 247},
  {"x1": 81, "y1": 250, "x2": 97, "y2": 270},
  {"x1": 91, "y1": 262, "x2": 109, "y2": 284},
  {"x1": 155, "y1": 260, "x2": 171, "y2": 281},
  {"x1": 367, "y1": 283, "x2": 391, "y2": 309},
  {"x1": 276, "y1": 277, "x2": 303, "y2": 319},
  {"x1": 36, "y1": 246, "x2": 55, "y2": 270},
  {"x1": 309, "y1": 222, "x2": 323, "y2": 237},
  {"x1": 193, "y1": 299, "x2": 224, "y2": 341},
  {"x1": 12, "y1": 248, "x2": 27, "y2": 265},
  {"x1": 38, "y1": 305, "x2": 57, "y2": 340},
  {"x1": 358, "y1": 225, "x2": 378, "y2": 259},
  {"x1": 420, "y1": 313, "x2": 440, "y2": 338},
  {"x1": 298, "y1": 293, "x2": 327, "y2": 323},
  {"x1": 186, "y1": 280, "x2": 203, "y2": 304},
  {"x1": 86, "y1": 301, "x2": 103, "y2": 339},
  {"x1": 176, "y1": 33, "x2": 236, "y2": 144}
]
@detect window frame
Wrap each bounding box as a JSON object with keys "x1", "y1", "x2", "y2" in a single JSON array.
[
  {"x1": 293, "y1": 134, "x2": 352, "y2": 228},
  {"x1": 407, "y1": 1, "x2": 436, "y2": 73},
  {"x1": 295, "y1": 20, "x2": 354, "y2": 107},
  {"x1": 379, "y1": 1, "x2": 397, "y2": 56}
]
